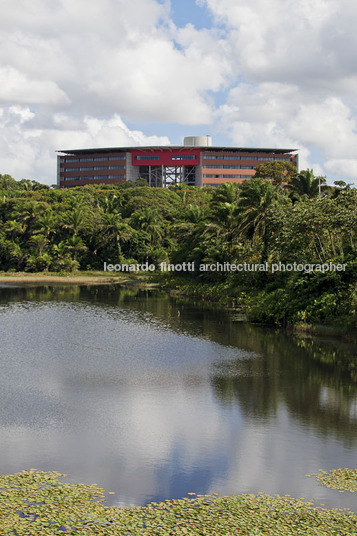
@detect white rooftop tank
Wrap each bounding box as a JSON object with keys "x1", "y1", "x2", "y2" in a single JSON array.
[{"x1": 183, "y1": 135, "x2": 212, "y2": 147}]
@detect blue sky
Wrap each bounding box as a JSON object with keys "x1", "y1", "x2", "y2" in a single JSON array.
[
  {"x1": 1, "y1": 0, "x2": 357, "y2": 184},
  {"x1": 170, "y1": 0, "x2": 213, "y2": 29}
]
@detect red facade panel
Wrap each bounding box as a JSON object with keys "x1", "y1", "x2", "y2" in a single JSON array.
[{"x1": 131, "y1": 148, "x2": 201, "y2": 166}]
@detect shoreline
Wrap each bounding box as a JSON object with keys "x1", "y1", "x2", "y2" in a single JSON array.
[
  {"x1": 0, "y1": 271, "x2": 159, "y2": 287},
  {"x1": 1, "y1": 271, "x2": 356, "y2": 342}
]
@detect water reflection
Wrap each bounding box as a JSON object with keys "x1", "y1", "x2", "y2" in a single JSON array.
[
  {"x1": 211, "y1": 325, "x2": 357, "y2": 443},
  {"x1": 0, "y1": 284, "x2": 356, "y2": 511}
]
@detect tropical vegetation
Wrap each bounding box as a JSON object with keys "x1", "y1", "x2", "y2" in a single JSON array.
[{"x1": 0, "y1": 168, "x2": 356, "y2": 329}]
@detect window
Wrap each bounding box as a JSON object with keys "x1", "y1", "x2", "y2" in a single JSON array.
[
  {"x1": 135, "y1": 155, "x2": 160, "y2": 160},
  {"x1": 204, "y1": 154, "x2": 244, "y2": 160},
  {"x1": 94, "y1": 157, "x2": 108, "y2": 161},
  {"x1": 172, "y1": 155, "x2": 196, "y2": 160},
  {"x1": 203, "y1": 174, "x2": 253, "y2": 178},
  {"x1": 203, "y1": 165, "x2": 254, "y2": 169},
  {"x1": 109, "y1": 165, "x2": 125, "y2": 169}
]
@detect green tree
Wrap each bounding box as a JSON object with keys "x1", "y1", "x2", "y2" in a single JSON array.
[
  {"x1": 100, "y1": 212, "x2": 133, "y2": 256},
  {"x1": 130, "y1": 208, "x2": 164, "y2": 247},
  {"x1": 3, "y1": 220, "x2": 24, "y2": 241},
  {"x1": 288, "y1": 169, "x2": 326, "y2": 199},
  {"x1": 254, "y1": 160, "x2": 297, "y2": 186},
  {"x1": 237, "y1": 178, "x2": 285, "y2": 264},
  {"x1": 0, "y1": 174, "x2": 21, "y2": 190},
  {"x1": 30, "y1": 234, "x2": 49, "y2": 255},
  {"x1": 63, "y1": 207, "x2": 85, "y2": 236}
]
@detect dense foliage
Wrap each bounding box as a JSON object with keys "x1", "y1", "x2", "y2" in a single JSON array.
[
  {"x1": 0, "y1": 172, "x2": 356, "y2": 328},
  {"x1": 1, "y1": 470, "x2": 357, "y2": 535}
]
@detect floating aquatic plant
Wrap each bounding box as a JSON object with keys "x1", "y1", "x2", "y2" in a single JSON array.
[
  {"x1": 308, "y1": 468, "x2": 357, "y2": 493},
  {"x1": 1, "y1": 470, "x2": 357, "y2": 535}
]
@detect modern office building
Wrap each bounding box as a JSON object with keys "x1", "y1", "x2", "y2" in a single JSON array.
[{"x1": 57, "y1": 136, "x2": 298, "y2": 188}]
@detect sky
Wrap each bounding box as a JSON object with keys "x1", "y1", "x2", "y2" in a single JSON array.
[{"x1": 1, "y1": 0, "x2": 357, "y2": 185}]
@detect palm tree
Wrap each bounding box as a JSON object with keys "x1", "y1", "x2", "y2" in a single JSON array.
[
  {"x1": 66, "y1": 235, "x2": 87, "y2": 261},
  {"x1": 213, "y1": 182, "x2": 240, "y2": 204},
  {"x1": 98, "y1": 195, "x2": 122, "y2": 214},
  {"x1": 183, "y1": 204, "x2": 206, "y2": 224},
  {"x1": 101, "y1": 212, "x2": 133, "y2": 246},
  {"x1": 15, "y1": 201, "x2": 44, "y2": 232},
  {"x1": 9, "y1": 242, "x2": 28, "y2": 270},
  {"x1": 30, "y1": 234, "x2": 49, "y2": 255},
  {"x1": 238, "y1": 179, "x2": 280, "y2": 240},
  {"x1": 130, "y1": 208, "x2": 164, "y2": 247},
  {"x1": 63, "y1": 208, "x2": 85, "y2": 236},
  {"x1": 4, "y1": 220, "x2": 24, "y2": 241},
  {"x1": 237, "y1": 178, "x2": 282, "y2": 263},
  {"x1": 35, "y1": 212, "x2": 56, "y2": 239},
  {"x1": 288, "y1": 169, "x2": 325, "y2": 199}
]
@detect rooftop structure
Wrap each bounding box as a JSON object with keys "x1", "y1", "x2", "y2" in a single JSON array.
[{"x1": 57, "y1": 136, "x2": 298, "y2": 188}]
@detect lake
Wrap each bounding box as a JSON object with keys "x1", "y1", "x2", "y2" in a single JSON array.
[{"x1": 0, "y1": 284, "x2": 356, "y2": 511}]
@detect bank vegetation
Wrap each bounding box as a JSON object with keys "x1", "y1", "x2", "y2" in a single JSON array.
[{"x1": 0, "y1": 169, "x2": 356, "y2": 330}]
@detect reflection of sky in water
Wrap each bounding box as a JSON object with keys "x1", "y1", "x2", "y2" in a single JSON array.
[{"x1": 0, "y1": 290, "x2": 356, "y2": 512}]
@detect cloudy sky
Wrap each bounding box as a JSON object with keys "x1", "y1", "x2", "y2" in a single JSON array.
[{"x1": 1, "y1": 0, "x2": 357, "y2": 185}]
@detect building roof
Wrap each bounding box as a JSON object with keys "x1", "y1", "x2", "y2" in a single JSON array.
[{"x1": 58, "y1": 145, "x2": 298, "y2": 155}]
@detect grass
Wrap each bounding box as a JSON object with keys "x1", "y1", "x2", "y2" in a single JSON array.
[{"x1": 1, "y1": 470, "x2": 357, "y2": 535}]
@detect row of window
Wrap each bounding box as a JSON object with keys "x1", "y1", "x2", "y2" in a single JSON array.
[
  {"x1": 61, "y1": 154, "x2": 293, "y2": 163},
  {"x1": 135, "y1": 155, "x2": 197, "y2": 161},
  {"x1": 203, "y1": 174, "x2": 253, "y2": 178},
  {"x1": 172, "y1": 155, "x2": 197, "y2": 160},
  {"x1": 203, "y1": 165, "x2": 254, "y2": 169},
  {"x1": 62, "y1": 166, "x2": 125, "y2": 172},
  {"x1": 65, "y1": 175, "x2": 125, "y2": 181},
  {"x1": 135, "y1": 155, "x2": 160, "y2": 161},
  {"x1": 62, "y1": 155, "x2": 126, "y2": 163},
  {"x1": 203, "y1": 155, "x2": 292, "y2": 161}
]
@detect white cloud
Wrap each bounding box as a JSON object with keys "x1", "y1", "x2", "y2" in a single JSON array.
[
  {"x1": 216, "y1": 84, "x2": 357, "y2": 179},
  {"x1": 204, "y1": 0, "x2": 357, "y2": 179},
  {"x1": 290, "y1": 98, "x2": 357, "y2": 157},
  {"x1": 0, "y1": 0, "x2": 228, "y2": 123},
  {"x1": 0, "y1": 67, "x2": 69, "y2": 105},
  {"x1": 1, "y1": 0, "x2": 357, "y2": 182},
  {"x1": 0, "y1": 0, "x2": 235, "y2": 182},
  {"x1": 325, "y1": 159, "x2": 357, "y2": 182},
  {"x1": 0, "y1": 109, "x2": 169, "y2": 184}
]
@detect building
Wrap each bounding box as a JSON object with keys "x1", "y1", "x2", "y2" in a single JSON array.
[{"x1": 57, "y1": 136, "x2": 298, "y2": 188}]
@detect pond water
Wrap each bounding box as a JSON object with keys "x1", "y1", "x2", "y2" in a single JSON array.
[{"x1": 0, "y1": 284, "x2": 356, "y2": 511}]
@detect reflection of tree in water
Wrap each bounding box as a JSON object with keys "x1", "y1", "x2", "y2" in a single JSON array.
[
  {"x1": 210, "y1": 324, "x2": 357, "y2": 443},
  {"x1": 2, "y1": 285, "x2": 357, "y2": 442},
  {"x1": 0, "y1": 284, "x2": 82, "y2": 305}
]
